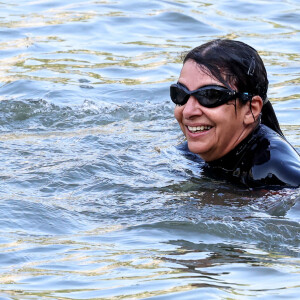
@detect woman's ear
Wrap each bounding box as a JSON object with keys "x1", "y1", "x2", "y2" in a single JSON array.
[{"x1": 244, "y1": 96, "x2": 263, "y2": 125}]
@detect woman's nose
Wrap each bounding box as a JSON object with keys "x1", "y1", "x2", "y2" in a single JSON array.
[{"x1": 182, "y1": 96, "x2": 204, "y2": 119}]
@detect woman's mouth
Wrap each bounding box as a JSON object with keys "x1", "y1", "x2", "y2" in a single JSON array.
[{"x1": 187, "y1": 125, "x2": 213, "y2": 133}]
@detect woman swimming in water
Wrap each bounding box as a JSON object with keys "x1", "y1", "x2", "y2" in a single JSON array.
[{"x1": 171, "y1": 39, "x2": 300, "y2": 189}]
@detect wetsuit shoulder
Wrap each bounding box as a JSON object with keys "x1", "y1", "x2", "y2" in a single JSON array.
[
  {"x1": 205, "y1": 124, "x2": 300, "y2": 189},
  {"x1": 250, "y1": 125, "x2": 300, "y2": 188}
]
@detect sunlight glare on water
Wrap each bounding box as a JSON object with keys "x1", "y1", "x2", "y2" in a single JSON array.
[{"x1": 0, "y1": 0, "x2": 299, "y2": 299}]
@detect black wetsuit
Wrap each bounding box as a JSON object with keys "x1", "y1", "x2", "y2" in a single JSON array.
[{"x1": 179, "y1": 124, "x2": 300, "y2": 189}]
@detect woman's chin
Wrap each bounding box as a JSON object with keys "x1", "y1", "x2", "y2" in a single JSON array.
[{"x1": 187, "y1": 142, "x2": 209, "y2": 157}]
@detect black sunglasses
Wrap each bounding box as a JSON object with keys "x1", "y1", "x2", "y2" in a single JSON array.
[{"x1": 170, "y1": 83, "x2": 252, "y2": 108}]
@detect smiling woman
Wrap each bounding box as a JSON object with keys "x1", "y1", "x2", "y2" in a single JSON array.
[{"x1": 171, "y1": 39, "x2": 300, "y2": 189}]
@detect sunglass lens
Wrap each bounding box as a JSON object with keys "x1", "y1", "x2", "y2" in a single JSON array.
[
  {"x1": 194, "y1": 89, "x2": 229, "y2": 107},
  {"x1": 170, "y1": 85, "x2": 188, "y2": 105}
]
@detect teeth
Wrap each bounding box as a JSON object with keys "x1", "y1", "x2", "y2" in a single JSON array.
[{"x1": 188, "y1": 125, "x2": 212, "y2": 132}]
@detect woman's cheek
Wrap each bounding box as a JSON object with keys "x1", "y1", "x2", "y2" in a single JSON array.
[{"x1": 174, "y1": 106, "x2": 182, "y2": 123}]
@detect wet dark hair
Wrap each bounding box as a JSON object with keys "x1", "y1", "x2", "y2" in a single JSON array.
[{"x1": 183, "y1": 39, "x2": 284, "y2": 137}]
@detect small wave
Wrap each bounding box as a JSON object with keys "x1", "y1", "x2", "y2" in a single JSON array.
[
  {"x1": 0, "y1": 199, "x2": 84, "y2": 235},
  {"x1": 127, "y1": 216, "x2": 300, "y2": 257},
  {"x1": 0, "y1": 98, "x2": 174, "y2": 131}
]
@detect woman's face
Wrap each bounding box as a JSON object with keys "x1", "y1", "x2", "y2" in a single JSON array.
[{"x1": 174, "y1": 60, "x2": 251, "y2": 161}]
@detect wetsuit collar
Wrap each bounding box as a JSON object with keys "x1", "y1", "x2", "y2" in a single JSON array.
[{"x1": 207, "y1": 124, "x2": 261, "y2": 170}]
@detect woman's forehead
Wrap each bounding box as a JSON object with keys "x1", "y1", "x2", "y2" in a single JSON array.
[{"x1": 179, "y1": 60, "x2": 227, "y2": 90}]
